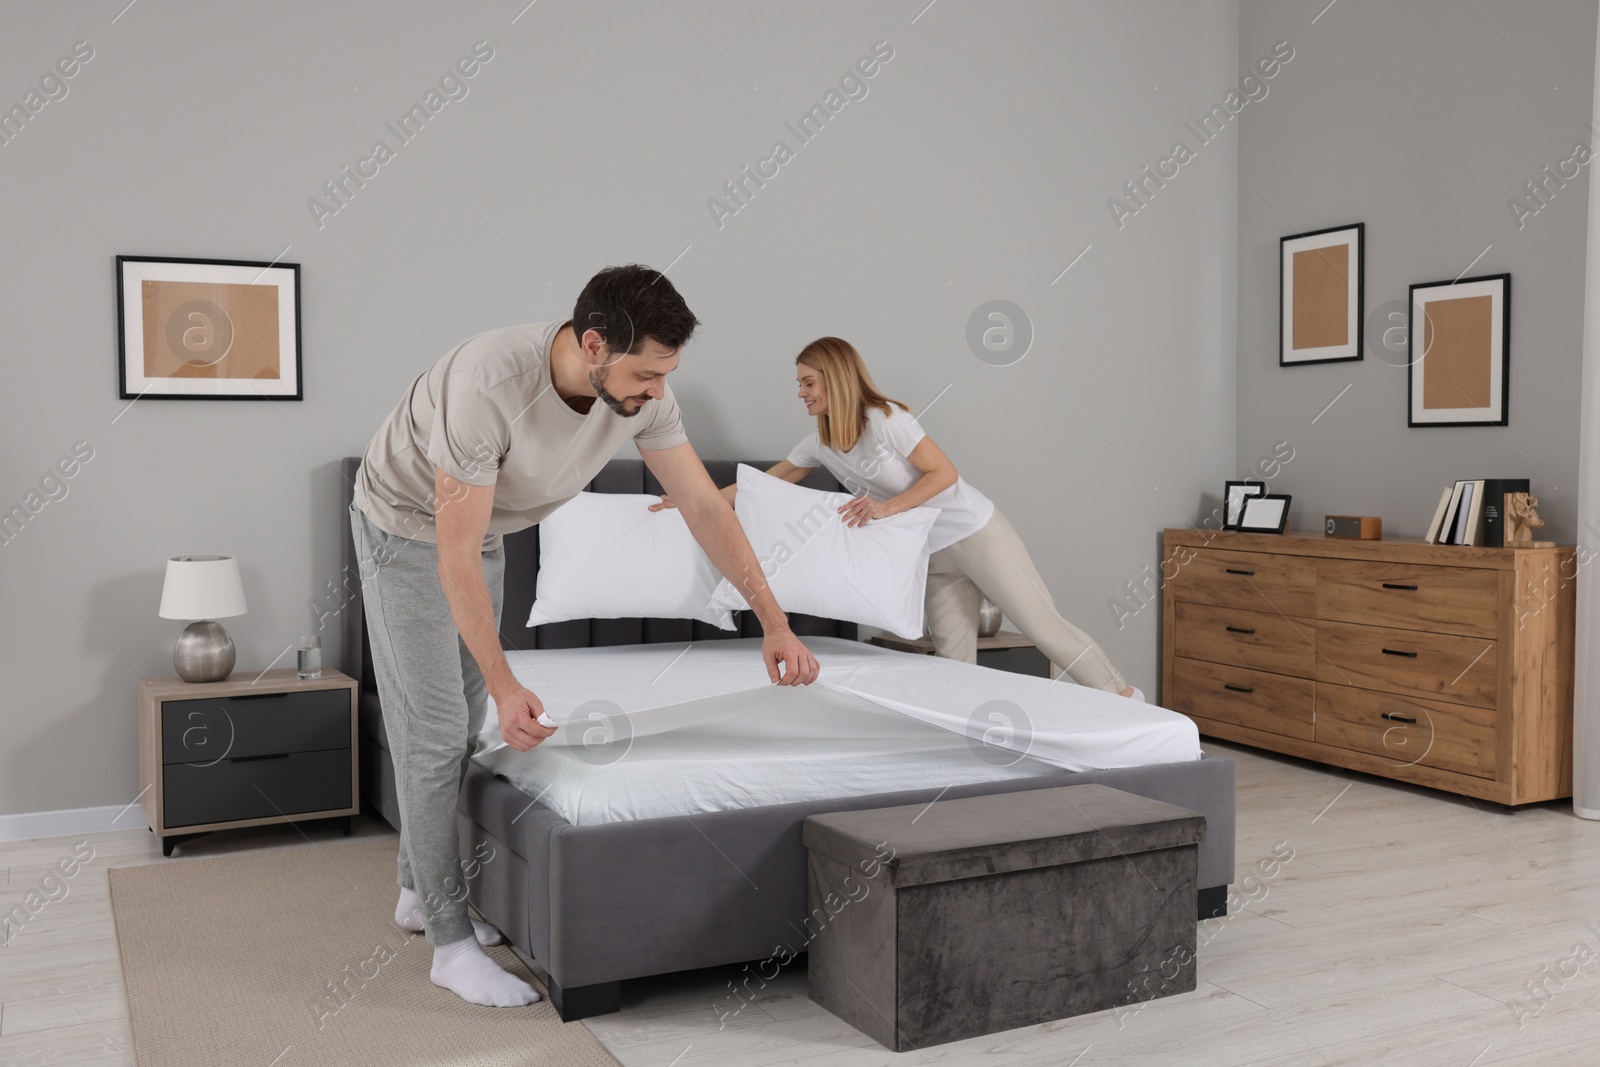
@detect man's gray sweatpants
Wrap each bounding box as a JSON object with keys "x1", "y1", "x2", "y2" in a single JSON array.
[{"x1": 349, "y1": 501, "x2": 505, "y2": 946}]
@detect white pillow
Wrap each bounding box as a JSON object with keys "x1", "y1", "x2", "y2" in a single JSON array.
[
  {"x1": 527, "y1": 492, "x2": 735, "y2": 630},
  {"x1": 710, "y1": 465, "x2": 939, "y2": 639}
]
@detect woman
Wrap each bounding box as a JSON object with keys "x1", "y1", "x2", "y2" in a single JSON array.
[{"x1": 660, "y1": 336, "x2": 1142, "y2": 700}]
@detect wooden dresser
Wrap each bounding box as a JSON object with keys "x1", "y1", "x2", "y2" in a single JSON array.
[{"x1": 1160, "y1": 529, "x2": 1575, "y2": 805}]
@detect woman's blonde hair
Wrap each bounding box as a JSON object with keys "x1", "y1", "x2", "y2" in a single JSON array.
[{"x1": 795, "y1": 337, "x2": 908, "y2": 452}]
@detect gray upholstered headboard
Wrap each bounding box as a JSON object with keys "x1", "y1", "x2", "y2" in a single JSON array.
[{"x1": 338, "y1": 456, "x2": 857, "y2": 695}]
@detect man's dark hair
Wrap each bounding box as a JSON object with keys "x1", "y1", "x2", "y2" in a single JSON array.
[{"x1": 571, "y1": 264, "x2": 700, "y2": 355}]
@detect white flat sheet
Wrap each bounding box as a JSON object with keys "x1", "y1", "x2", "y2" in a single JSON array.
[{"x1": 474, "y1": 637, "x2": 1200, "y2": 825}]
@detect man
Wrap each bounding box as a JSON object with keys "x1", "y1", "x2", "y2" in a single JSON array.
[{"x1": 350, "y1": 264, "x2": 820, "y2": 1007}]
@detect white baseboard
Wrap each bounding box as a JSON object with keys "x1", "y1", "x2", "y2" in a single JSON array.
[{"x1": 0, "y1": 801, "x2": 151, "y2": 844}]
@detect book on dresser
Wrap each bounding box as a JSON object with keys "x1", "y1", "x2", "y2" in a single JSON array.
[
  {"x1": 1452, "y1": 481, "x2": 1476, "y2": 545},
  {"x1": 1423, "y1": 487, "x2": 1453, "y2": 545},
  {"x1": 1434, "y1": 481, "x2": 1466, "y2": 544},
  {"x1": 1160, "y1": 528, "x2": 1575, "y2": 805},
  {"x1": 1480, "y1": 478, "x2": 1529, "y2": 547},
  {"x1": 1424, "y1": 478, "x2": 1528, "y2": 547}
]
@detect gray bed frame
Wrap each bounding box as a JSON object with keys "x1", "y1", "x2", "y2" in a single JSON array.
[{"x1": 338, "y1": 455, "x2": 1236, "y2": 1021}]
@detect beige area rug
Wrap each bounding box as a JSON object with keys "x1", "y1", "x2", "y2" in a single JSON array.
[{"x1": 108, "y1": 839, "x2": 620, "y2": 1067}]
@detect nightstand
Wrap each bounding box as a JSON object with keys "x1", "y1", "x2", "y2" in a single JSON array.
[
  {"x1": 137, "y1": 668, "x2": 359, "y2": 856},
  {"x1": 870, "y1": 631, "x2": 1054, "y2": 678}
]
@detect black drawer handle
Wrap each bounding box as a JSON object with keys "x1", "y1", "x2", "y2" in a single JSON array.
[
  {"x1": 1225, "y1": 625, "x2": 1256, "y2": 635},
  {"x1": 1225, "y1": 568, "x2": 1256, "y2": 576},
  {"x1": 230, "y1": 692, "x2": 285, "y2": 701},
  {"x1": 1381, "y1": 648, "x2": 1419, "y2": 658},
  {"x1": 1381, "y1": 712, "x2": 1418, "y2": 724},
  {"x1": 231, "y1": 753, "x2": 290, "y2": 762},
  {"x1": 1223, "y1": 683, "x2": 1255, "y2": 694},
  {"x1": 1381, "y1": 582, "x2": 1418, "y2": 591}
]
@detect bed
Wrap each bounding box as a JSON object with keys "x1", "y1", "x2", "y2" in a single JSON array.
[{"x1": 338, "y1": 455, "x2": 1236, "y2": 1020}]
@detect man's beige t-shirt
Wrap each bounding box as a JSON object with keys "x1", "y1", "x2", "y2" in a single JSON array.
[{"x1": 353, "y1": 320, "x2": 688, "y2": 549}]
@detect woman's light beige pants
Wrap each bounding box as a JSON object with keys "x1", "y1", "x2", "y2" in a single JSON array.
[{"x1": 924, "y1": 507, "x2": 1128, "y2": 693}]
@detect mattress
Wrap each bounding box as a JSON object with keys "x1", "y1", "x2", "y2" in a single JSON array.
[{"x1": 474, "y1": 637, "x2": 1200, "y2": 826}]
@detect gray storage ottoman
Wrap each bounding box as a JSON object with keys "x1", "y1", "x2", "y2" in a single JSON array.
[{"x1": 802, "y1": 783, "x2": 1206, "y2": 1051}]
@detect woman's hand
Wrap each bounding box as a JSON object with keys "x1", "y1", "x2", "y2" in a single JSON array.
[
  {"x1": 838, "y1": 494, "x2": 893, "y2": 528},
  {"x1": 648, "y1": 495, "x2": 676, "y2": 511}
]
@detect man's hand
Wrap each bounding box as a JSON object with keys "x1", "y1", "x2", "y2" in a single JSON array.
[
  {"x1": 495, "y1": 683, "x2": 557, "y2": 751},
  {"x1": 838, "y1": 494, "x2": 893, "y2": 528},
  {"x1": 640, "y1": 444, "x2": 822, "y2": 686},
  {"x1": 763, "y1": 628, "x2": 820, "y2": 686},
  {"x1": 650, "y1": 483, "x2": 735, "y2": 512}
]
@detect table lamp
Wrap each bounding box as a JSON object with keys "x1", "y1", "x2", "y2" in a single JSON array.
[{"x1": 159, "y1": 554, "x2": 247, "y2": 682}]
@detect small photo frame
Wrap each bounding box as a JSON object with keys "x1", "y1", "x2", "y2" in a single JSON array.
[
  {"x1": 117, "y1": 255, "x2": 302, "y2": 400},
  {"x1": 1281, "y1": 223, "x2": 1363, "y2": 365},
  {"x1": 1224, "y1": 480, "x2": 1266, "y2": 529},
  {"x1": 1239, "y1": 494, "x2": 1292, "y2": 534},
  {"x1": 1407, "y1": 273, "x2": 1509, "y2": 427}
]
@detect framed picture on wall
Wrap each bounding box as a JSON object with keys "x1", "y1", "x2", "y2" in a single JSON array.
[
  {"x1": 1280, "y1": 223, "x2": 1364, "y2": 365},
  {"x1": 116, "y1": 255, "x2": 302, "y2": 400},
  {"x1": 1407, "y1": 273, "x2": 1510, "y2": 427}
]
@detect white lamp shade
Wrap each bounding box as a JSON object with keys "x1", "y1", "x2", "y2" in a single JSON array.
[{"x1": 159, "y1": 555, "x2": 247, "y2": 620}]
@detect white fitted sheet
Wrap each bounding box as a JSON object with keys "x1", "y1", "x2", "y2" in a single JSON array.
[{"x1": 474, "y1": 637, "x2": 1200, "y2": 826}]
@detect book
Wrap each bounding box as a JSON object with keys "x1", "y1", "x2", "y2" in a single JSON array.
[
  {"x1": 1438, "y1": 480, "x2": 1466, "y2": 545},
  {"x1": 1462, "y1": 479, "x2": 1486, "y2": 546},
  {"x1": 1481, "y1": 478, "x2": 1530, "y2": 547},
  {"x1": 1424, "y1": 487, "x2": 1453, "y2": 544},
  {"x1": 1451, "y1": 482, "x2": 1475, "y2": 545}
]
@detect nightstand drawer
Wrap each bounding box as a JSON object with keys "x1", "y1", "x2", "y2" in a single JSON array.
[
  {"x1": 1317, "y1": 560, "x2": 1498, "y2": 639},
  {"x1": 1174, "y1": 602, "x2": 1316, "y2": 678},
  {"x1": 1169, "y1": 548, "x2": 1315, "y2": 617},
  {"x1": 1171, "y1": 657, "x2": 1315, "y2": 741},
  {"x1": 976, "y1": 645, "x2": 1051, "y2": 677},
  {"x1": 1314, "y1": 621, "x2": 1498, "y2": 708},
  {"x1": 162, "y1": 688, "x2": 351, "y2": 764},
  {"x1": 1315, "y1": 686, "x2": 1496, "y2": 779},
  {"x1": 162, "y1": 748, "x2": 352, "y2": 828}
]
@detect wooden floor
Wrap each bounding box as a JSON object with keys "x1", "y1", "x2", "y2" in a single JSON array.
[{"x1": 4, "y1": 739, "x2": 1600, "y2": 1066}]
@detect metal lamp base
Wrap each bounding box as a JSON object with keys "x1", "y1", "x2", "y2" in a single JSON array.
[
  {"x1": 174, "y1": 620, "x2": 236, "y2": 683},
  {"x1": 978, "y1": 596, "x2": 1003, "y2": 638}
]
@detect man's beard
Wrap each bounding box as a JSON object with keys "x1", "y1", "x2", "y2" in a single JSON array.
[{"x1": 590, "y1": 368, "x2": 643, "y2": 417}]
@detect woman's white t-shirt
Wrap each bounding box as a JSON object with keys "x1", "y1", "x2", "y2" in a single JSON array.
[{"x1": 786, "y1": 405, "x2": 995, "y2": 553}]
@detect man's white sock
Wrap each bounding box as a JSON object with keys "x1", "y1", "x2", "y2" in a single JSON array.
[
  {"x1": 394, "y1": 886, "x2": 504, "y2": 945},
  {"x1": 429, "y1": 935, "x2": 540, "y2": 1007}
]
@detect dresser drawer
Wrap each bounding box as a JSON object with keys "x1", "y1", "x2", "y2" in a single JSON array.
[
  {"x1": 1169, "y1": 548, "x2": 1314, "y2": 617},
  {"x1": 162, "y1": 748, "x2": 353, "y2": 828},
  {"x1": 1171, "y1": 657, "x2": 1315, "y2": 741},
  {"x1": 162, "y1": 688, "x2": 351, "y2": 765},
  {"x1": 1174, "y1": 602, "x2": 1316, "y2": 678},
  {"x1": 1315, "y1": 686, "x2": 1496, "y2": 779},
  {"x1": 1314, "y1": 621, "x2": 1498, "y2": 708},
  {"x1": 1317, "y1": 559, "x2": 1498, "y2": 639}
]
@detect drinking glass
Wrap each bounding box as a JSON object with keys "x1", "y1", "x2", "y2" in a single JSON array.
[{"x1": 297, "y1": 634, "x2": 322, "y2": 680}]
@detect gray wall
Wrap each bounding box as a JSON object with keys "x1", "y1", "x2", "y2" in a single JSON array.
[
  {"x1": 1237, "y1": 0, "x2": 1597, "y2": 542},
  {"x1": 0, "y1": 0, "x2": 1243, "y2": 816}
]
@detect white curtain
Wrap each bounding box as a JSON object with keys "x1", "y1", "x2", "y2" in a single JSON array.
[{"x1": 1575, "y1": 5, "x2": 1600, "y2": 819}]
